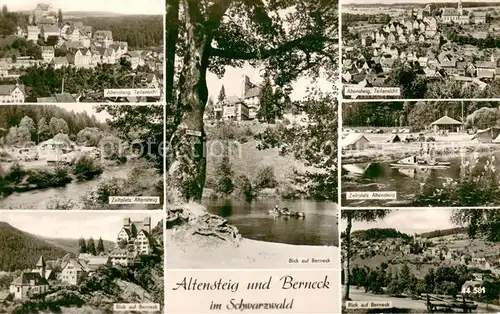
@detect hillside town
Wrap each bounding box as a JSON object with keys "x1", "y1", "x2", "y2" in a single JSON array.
[
  {"x1": 342, "y1": 0, "x2": 500, "y2": 98},
  {"x1": 343, "y1": 219, "x2": 500, "y2": 313},
  {"x1": 0, "y1": 3, "x2": 163, "y2": 103},
  {"x1": 2, "y1": 217, "x2": 157, "y2": 302},
  {"x1": 351, "y1": 232, "x2": 500, "y2": 277}
]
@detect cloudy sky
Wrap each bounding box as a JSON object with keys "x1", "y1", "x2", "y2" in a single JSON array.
[
  {"x1": 342, "y1": 209, "x2": 457, "y2": 234},
  {"x1": 206, "y1": 63, "x2": 334, "y2": 102},
  {"x1": 0, "y1": 212, "x2": 162, "y2": 242},
  {"x1": 2, "y1": 0, "x2": 164, "y2": 15}
]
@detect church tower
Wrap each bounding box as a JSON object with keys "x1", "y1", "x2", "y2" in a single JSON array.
[
  {"x1": 458, "y1": 0, "x2": 463, "y2": 15},
  {"x1": 36, "y1": 256, "x2": 46, "y2": 279}
]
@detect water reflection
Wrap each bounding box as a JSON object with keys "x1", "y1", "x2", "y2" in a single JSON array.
[
  {"x1": 343, "y1": 152, "x2": 500, "y2": 205},
  {"x1": 203, "y1": 199, "x2": 338, "y2": 246}
]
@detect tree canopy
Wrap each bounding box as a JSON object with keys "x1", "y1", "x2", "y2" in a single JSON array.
[{"x1": 166, "y1": 0, "x2": 338, "y2": 204}]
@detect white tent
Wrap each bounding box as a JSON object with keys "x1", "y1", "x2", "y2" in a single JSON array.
[{"x1": 342, "y1": 133, "x2": 370, "y2": 150}]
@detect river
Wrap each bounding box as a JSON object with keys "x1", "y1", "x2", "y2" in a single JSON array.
[
  {"x1": 0, "y1": 165, "x2": 130, "y2": 209},
  {"x1": 203, "y1": 199, "x2": 338, "y2": 246},
  {"x1": 342, "y1": 152, "x2": 500, "y2": 206}
]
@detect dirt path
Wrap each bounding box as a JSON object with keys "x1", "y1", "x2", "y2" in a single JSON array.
[{"x1": 347, "y1": 287, "x2": 427, "y2": 311}]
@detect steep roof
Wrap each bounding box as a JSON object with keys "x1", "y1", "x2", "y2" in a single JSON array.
[
  {"x1": 94, "y1": 30, "x2": 112, "y2": 38},
  {"x1": 11, "y1": 272, "x2": 48, "y2": 286},
  {"x1": 37, "y1": 96, "x2": 57, "y2": 103},
  {"x1": 430, "y1": 115, "x2": 462, "y2": 125},
  {"x1": 62, "y1": 259, "x2": 87, "y2": 272},
  {"x1": 42, "y1": 24, "x2": 59, "y2": 34},
  {"x1": 342, "y1": 133, "x2": 370, "y2": 147},
  {"x1": 55, "y1": 93, "x2": 76, "y2": 103},
  {"x1": 41, "y1": 46, "x2": 54, "y2": 52},
  {"x1": 36, "y1": 256, "x2": 46, "y2": 267},
  {"x1": 87, "y1": 256, "x2": 110, "y2": 266},
  {"x1": 245, "y1": 87, "x2": 260, "y2": 98},
  {"x1": 0, "y1": 84, "x2": 25, "y2": 96},
  {"x1": 119, "y1": 227, "x2": 131, "y2": 237}
]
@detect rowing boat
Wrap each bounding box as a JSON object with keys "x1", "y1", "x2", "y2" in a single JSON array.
[
  {"x1": 390, "y1": 162, "x2": 450, "y2": 169},
  {"x1": 390, "y1": 156, "x2": 450, "y2": 169},
  {"x1": 268, "y1": 210, "x2": 305, "y2": 218}
]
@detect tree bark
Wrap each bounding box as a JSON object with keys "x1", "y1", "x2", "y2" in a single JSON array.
[
  {"x1": 343, "y1": 213, "x2": 352, "y2": 300},
  {"x1": 166, "y1": 0, "x2": 180, "y2": 104},
  {"x1": 166, "y1": 0, "x2": 221, "y2": 204}
]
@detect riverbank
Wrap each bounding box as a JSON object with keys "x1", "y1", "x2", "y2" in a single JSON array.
[
  {"x1": 0, "y1": 159, "x2": 162, "y2": 209},
  {"x1": 167, "y1": 203, "x2": 339, "y2": 269}
]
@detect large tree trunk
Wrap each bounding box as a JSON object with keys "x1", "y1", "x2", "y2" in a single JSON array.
[
  {"x1": 166, "y1": 0, "x2": 179, "y2": 104},
  {"x1": 343, "y1": 213, "x2": 352, "y2": 300},
  {"x1": 166, "y1": 1, "x2": 211, "y2": 204}
]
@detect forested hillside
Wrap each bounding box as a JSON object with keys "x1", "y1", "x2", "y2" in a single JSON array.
[
  {"x1": 352, "y1": 228, "x2": 412, "y2": 241},
  {"x1": 0, "y1": 222, "x2": 69, "y2": 271},
  {"x1": 342, "y1": 101, "x2": 500, "y2": 130},
  {"x1": 68, "y1": 15, "x2": 163, "y2": 49},
  {"x1": 0, "y1": 105, "x2": 106, "y2": 135},
  {"x1": 419, "y1": 227, "x2": 467, "y2": 239}
]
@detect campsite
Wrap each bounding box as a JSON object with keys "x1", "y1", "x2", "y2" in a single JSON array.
[
  {"x1": 341, "y1": 101, "x2": 500, "y2": 207},
  {"x1": 0, "y1": 105, "x2": 163, "y2": 210}
]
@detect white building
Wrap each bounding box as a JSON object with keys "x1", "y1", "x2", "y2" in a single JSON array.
[{"x1": 0, "y1": 84, "x2": 25, "y2": 103}]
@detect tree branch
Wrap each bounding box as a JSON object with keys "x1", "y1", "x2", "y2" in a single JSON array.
[
  {"x1": 210, "y1": 34, "x2": 331, "y2": 60},
  {"x1": 205, "y1": 0, "x2": 231, "y2": 28}
]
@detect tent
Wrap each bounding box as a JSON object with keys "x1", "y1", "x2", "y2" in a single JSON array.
[
  {"x1": 342, "y1": 133, "x2": 370, "y2": 150},
  {"x1": 387, "y1": 134, "x2": 402, "y2": 143},
  {"x1": 38, "y1": 138, "x2": 76, "y2": 151},
  {"x1": 473, "y1": 127, "x2": 500, "y2": 143},
  {"x1": 493, "y1": 133, "x2": 500, "y2": 143},
  {"x1": 430, "y1": 115, "x2": 462, "y2": 132}
]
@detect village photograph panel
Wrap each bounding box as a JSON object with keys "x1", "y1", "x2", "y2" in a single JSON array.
[
  {"x1": 341, "y1": 100, "x2": 500, "y2": 207},
  {"x1": 166, "y1": 0, "x2": 338, "y2": 269},
  {"x1": 341, "y1": 208, "x2": 500, "y2": 314},
  {"x1": 0, "y1": 104, "x2": 163, "y2": 210},
  {"x1": 0, "y1": 0, "x2": 163, "y2": 103},
  {"x1": 0, "y1": 211, "x2": 164, "y2": 313},
  {"x1": 341, "y1": 0, "x2": 500, "y2": 100}
]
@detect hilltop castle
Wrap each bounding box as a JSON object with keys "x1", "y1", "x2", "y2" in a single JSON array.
[
  {"x1": 111, "y1": 217, "x2": 154, "y2": 266},
  {"x1": 210, "y1": 75, "x2": 262, "y2": 121}
]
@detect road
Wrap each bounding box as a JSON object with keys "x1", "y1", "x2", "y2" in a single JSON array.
[{"x1": 347, "y1": 287, "x2": 427, "y2": 311}]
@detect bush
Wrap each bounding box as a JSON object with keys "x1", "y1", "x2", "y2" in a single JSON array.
[
  {"x1": 413, "y1": 155, "x2": 500, "y2": 206},
  {"x1": 26, "y1": 167, "x2": 72, "y2": 188},
  {"x1": 254, "y1": 126, "x2": 282, "y2": 150},
  {"x1": 73, "y1": 155, "x2": 104, "y2": 181},
  {"x1": 254, "y1": 166, "x2": 278, "y2": 190},
  {"x1": 234, "y1": 174, "x2": 253, "y2": 201},
  {"x1": 209, "y1": 122, "x2": 254, "y2": 143},
  {"x1": 214, "y1": 154, "x2": 234, "y2": 196},
  {"x1": 4, "y1": 162, "x2": 26, "y2": 183},
  {"x1": 86, "y1": 178, "x2": 126, "y2": 205}
]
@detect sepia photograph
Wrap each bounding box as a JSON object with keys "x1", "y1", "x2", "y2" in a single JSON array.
[
  {"x1": 0, "y1": 104, "x2": 163, "y2": 210},
  {"x1": 0, "y1": 0, "x2": 163, "y2": 103},
  {"x1": 342, "y1": 0, "x2": 500, "y2": 99},
  {"x1": 341, "y1": 100, "x2": 500, "y2": 207},
  {"x1": 166, "y1": 0, "x2": 338, "y2": 269},
  {"x1": 341, "y1": 208, "x2": 500, "y2": 314},
  {"x1": 0, "y1": 212, "x2": 164, "y2": 314}
]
